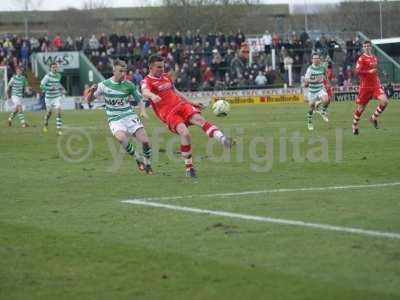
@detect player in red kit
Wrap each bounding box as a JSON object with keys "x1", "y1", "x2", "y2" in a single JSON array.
[
  {"x1": 352, "y1": 40, "x2": 389, "y2": 135},
  {"x1": 141, "y1": 54, "x2": 234, "y2": 178}
]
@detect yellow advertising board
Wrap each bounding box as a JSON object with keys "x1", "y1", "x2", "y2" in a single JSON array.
[{"x1": 212, "y1": 94, "x2": 304, "y2": 105}]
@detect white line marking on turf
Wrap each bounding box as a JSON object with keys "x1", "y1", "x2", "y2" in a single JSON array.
[
  {"x1": 127, "y1": 182, "x2": 400, "y2": 202},
  {"x1": 121, "y1": 200, "x2": 400, "y2": 240}
]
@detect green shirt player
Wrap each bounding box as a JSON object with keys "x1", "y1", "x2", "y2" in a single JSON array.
[
  {"x1": 6, "y1": 66, "x2": 30, "y2": 128},
  {"x1": 41, "y1": 62, "x2": 66, "y2": 135},
  {"x1": 304, "y1": 53, "x2": 330, "y2": 131},
  {"x1": 86, "y1": 60, "x2": 153, "y2": 175}
]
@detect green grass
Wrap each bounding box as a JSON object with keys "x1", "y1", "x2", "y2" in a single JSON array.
[{"x1": 1, "y1": 101, "x2": 400, "y2": 299}]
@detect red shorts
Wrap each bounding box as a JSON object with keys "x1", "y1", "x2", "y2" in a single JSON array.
[
  {"x1": 356, "y1": 86, "x2": 385, "y2": 105},
  {"x1": 164, "y1": 102, "x2": 200, "y2": 133}
]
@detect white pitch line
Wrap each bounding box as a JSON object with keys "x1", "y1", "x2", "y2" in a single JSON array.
[
  {"x1": 128, "y1": 181, "x2": 400, "y2": 202},
  {"x1": 122, "y1": 200, "x2": 400, "y2": 240}
]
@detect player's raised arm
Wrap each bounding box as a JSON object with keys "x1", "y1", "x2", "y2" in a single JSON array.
[
  {"x1": 141, "y1": 81, "x2": 161, "y2": 103},
  {"x1": 303, "y1": 67, "x2": 311, "y2": 87},
  {"x1": 40, "y1": 75, "x2": 49, "y2": 93},
  {"x1": 85, "y1": 83, "x2": 99, "y2": 102},
  {"x1": 138, "y1": 100, "x2": 149, "y2": 120}
]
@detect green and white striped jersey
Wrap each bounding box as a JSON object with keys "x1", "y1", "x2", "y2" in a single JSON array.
[
  {"x1": 94, "y1": 78, "x2": 144, "y2": 122},
  {"x1": 8, "y1": 74, "x2": 28, "y2": 98},
  {"x1": 304, "y1": 64, "x2": 326, "y2": 94},
  {"x1": 40, "y1": 72, "x2": 63, "y2": 99}
]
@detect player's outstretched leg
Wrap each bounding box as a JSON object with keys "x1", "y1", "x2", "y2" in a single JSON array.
[
  {"x1": 8, "y1": 110, "x2": 17, "y2": 127},
  {"x1": 306, "y1": 109, "x2": 314, "y2": 131},
  {"x1": 369, "y1": 98, "x2": 388, "y2": 129},
  {"x1": 134, "y1": 128, "x2": 153, "y2": 175},
  {"x1": 319, "y1": 100, "x2": 330, "y2": 122},
  {"x1": 43, "y1": 111, "x2": 52, "y2": 133},
  {"x1": 142, "y1": 142, "x2": 153, "y2": 175},
  {"x1": 181, "y1": 144, "x2": 196, "y2": 178},
  {"x1": 176, "y1": 123, "x2": 196, "y2": 178},
  {"x1": 190, "y1": 114, "x2": 234, "y2": 149},
  {"x1": 352, "y1": 106, "x2": 364, "y2": 135},
  {"x1": 17, "y1": 106, "x2": 28, "y2": 128},
  {"x1": 19, "y1": 113, "x2": 28, "y2": 127},
  {"x1": 202, "y1": 121, "x2": 234, "y2": 149},
  {"x1": 56, "y1": 112, "x2": 63, "y2": 136},
  {"x1": 116, "y1": 132, "x2": 146, "y2": 173}
]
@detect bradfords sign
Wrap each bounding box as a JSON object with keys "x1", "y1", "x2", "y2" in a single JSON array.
[{"x1": 37, "y1": 52, "x2": 80, "y2": 70}]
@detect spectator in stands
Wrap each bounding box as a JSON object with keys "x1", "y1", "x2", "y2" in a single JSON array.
[
  {"x1": 337, "y1": 67, "x2": 345, "y2": 86},
  {"x1": 119, "y1": 33, "x2": 128, "y2": 46},
  {"x1": 262, "y1": 30, "x2": 272, "y2": 55},
  {"x1": 184, "y1": 30, "x2": 193, "y2": 48},
  {"x1": 265, "y1": 66, "x2": 277, "y2": 85},
  {"x1": 52, "y1": 34, "x2": 63, "y2": 50},
  {"x1": 89, "y1": 34, "x2": 99, "y2": 51},
  {"x1": 272, "y1": 32, "x2": 280, "y2": 49},
  {"x1": 194, "y1": 29, "x2": 202, "y2": 45},
  {"x1": 164, "y1": 32, "x2": 173, "y2": 49},
  {"x1": 141, "y1": 40, "x2": 150, "y2": 59},
  {"x1": 20, "y1": 42, "x2": 29, "y2": 69},
  {"x1": 300, "y1": 29, "x2": 309, "y2": 45},
  {"x1": 156, "y1": 31, "x2": 165, "y2": 47},
  {"x1": 4, "y1": 28, "x2": 344, "y2": 93},
  {"x1": 109, "y1": 33, "x2": 119, "y2": 48},
  {"x1": 201, "y1": 66, "x2": 215, "y2": 90},
  {"x1": 98, "y1": 52, "x2": 111, "y2": 68},
  {"x1": 174, "y1": 31, "x2": 183, "y2": 46},
  {"x1": 230, "y1": 52, "x2": 246, "y2": 80},
  {"x1": 343, "y1": 77, "x2": 352, "y2": 88},
  {"x1": 255, "y1": 70, "x2": 267, "y2": 87},
  {"x1": 283, "y1": 52, "x2": 294, "y2": 85},
  {"x1": 133, "y1": 69, "x2": 143, "y2": 85},
  {"x1": 125, "y1": 70, "x2": 134, "y2": 82},
  {"x1": 30, "y1": 37, "x2": 40, "y2": 52},
  {"x1": 75, "y1": 36, "x2": 84, "y2": 51},
  {"x1": 327, "y1": 37, "x2": 337, "y2": 60},
  {"x1": 279, "y1": 46, "x2": 288, "y2": 73},
  {"x1": 83, "y1": 84, "x2": 93, "y2": 109},
  {"x1": 235, "y1": 29, "x2": 246, "y2": 46},
  {"x1": 292, "y1": 54, "x2": 302, "y2": 84},
  {"x1": 314, "y1": 38, "x2": 322, "y2": 54},
  {"x1": 118, "y1": 43, "x2": 128, "y2": 61},
  {"x1": 384, "y1": 82, "x2": 394, "y2": 99},
  {"x1": 216, "y1": 32, "x2": 225, "y2": 47},
  {"x1": 345, "y1": 65, "x2": 354, "y2": 84},
  {"x1": 64, "y1": 36, "x2": 74, "y2": 51},
  {"x1": 106, "y1": 42, "x2": 116, "y2": 58},
  {"x1": 99, "y1": 33, "x2": 108, "y2": 48}
]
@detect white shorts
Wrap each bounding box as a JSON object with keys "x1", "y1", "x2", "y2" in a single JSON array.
[
  {"x1": 109, "y1": 115, "x2": 144, "y2": 136},
  {"x1": 307, "y1": 89, "x2": 328, "y2": 104},
  {"x1": 45, "y1": 96, "x2": 62, "y2": 110},
  {"x1": 6, "y1": 96, "x2": 22, "y2": 110}
]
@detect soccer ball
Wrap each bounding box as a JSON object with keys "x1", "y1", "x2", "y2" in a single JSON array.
[{"x1": 212, "y1": 99, "x2": 230, "y2": 116}]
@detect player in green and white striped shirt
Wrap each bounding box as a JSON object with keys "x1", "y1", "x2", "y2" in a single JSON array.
[
  {"x1": 6, "y1": 66, "x2": 30, "y2": 127},
  {"x1": 304, "y1": 53, "x2": 330, "y2": 131},
  {"x1": 87, "y1": 60, "x2": 153, "y2": 174},
  {"x1": 41, "y1": 63, "x2": 66, "y2": 135}
]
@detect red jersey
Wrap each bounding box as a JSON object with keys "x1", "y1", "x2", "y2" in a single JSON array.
[
  {"x1": 141, "y1": 73, "x2": 183, "y2": 121},
  {"x1": 356, "y1": 53, "x2": 380, "y2": 89},
  {"x1": 326, "y1": 68, "x2": 334, "y2": 81}
]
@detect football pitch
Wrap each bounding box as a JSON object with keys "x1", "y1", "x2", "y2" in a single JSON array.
[{"x1": 1, "y1": 101, "x2": 400, "y2": 299}]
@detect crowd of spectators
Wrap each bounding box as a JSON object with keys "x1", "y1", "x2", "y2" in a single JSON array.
[{"x1": 0, "y1": 30, "x2": 366, "y2": 92}]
